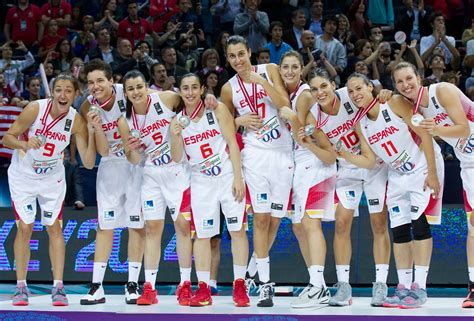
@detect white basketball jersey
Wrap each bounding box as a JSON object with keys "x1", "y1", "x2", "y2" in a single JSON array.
[
  {"x1": 425, "y1": 84, "x2": 474, "y2": 167},
  {"x1": 229, "y1": 64, "x2": 292, "y2": 151},
  {"x1": 180, "y1": 108, "x2": 229, "y2": 176},
  {"x1": 87, "y1": 84, "x2": 127, "y2": 161},
  {"x1": 317, "y1": 87, "x2": 361, "y2": 168},
  {"x1": 360, "y1": 102, "x2": 428, "y2": 173},
  {"x1": 127, "y1": 92, "x2": 175, "y2": 168},
  {"x1": 11, "y1": 99, "x2": 75, "y2": 177}
]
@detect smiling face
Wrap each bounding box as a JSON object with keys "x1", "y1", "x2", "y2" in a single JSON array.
[
  {"x1": 179, "y1": 75, "x2": 204, "y2": 108},
  {"x1": 124, "y1": 76, "x2": 148, "y2": 106},
  {"x1": 393, "y1": 66, "x2": 422, "y2": 101},
  {"x1": 52, "y1": 79, "x2": 77, "y2": 114},
  {"x1": 309, "y1": 75, "x2": 336, "y2": 107},
  {"x1": 226, "y1": 43, "x2": 252, "y2": 73},
  {"x1": 279, "y1": 55, "x2": 302, "y2": 87},
  {"x1": 87, "y1": 70, "x2": 114, "y2": 101},
  {"x1": 347, "y1": 76, "x2": 374, "y2": 108},
  {"x1": 28, "y1": 79, "x2": 41, "y2": 95}
]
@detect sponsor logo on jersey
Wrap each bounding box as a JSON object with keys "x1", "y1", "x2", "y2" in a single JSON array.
[
  {"x1": 390, "y1": 206, "x2": 401, "y2": 217},
  {"x1": 345, "y1": 190, "x2": 356, "y2": 200},
  {"x1": 431, "y1": 97, "x2": 440, "y2": 109},
  {"x1": 154, "y1": 102, "x2": 163, "y2": 115},
  {"x1": 169, "y1": 208, "x2": 176, "y2": 215},
  {"x1": 382, "y1": 110, "x2": 391, "y2": 123},
  {"x1": 344, "y1": 102, "x2": 354, "y2": 115},
  {"x1": 227, "y1": 217, "x2": 238, "y2": 224},
  {"x1": 118, "y1": 100, "x2": 126, "y2": 112},
  {"x1": 368, "y1": 198, "x2": 380, "y2": 206},
  {"x1": 410, "y1": 206, "x2": 420, "y2": 213},
  {"x1": 130, "y1": 215, "x2": 140, "y2": 222},
  {"x1": 34, "y1": 129, "x2": 67, "y2": 142},
  {"x1": 64, "y1": 118, "x2": 72, "y2": 132},
  {"x1": 43, "y1": 211, "x2": 53, "y2": 218},
  {"x1": 23, "y1": 204, "x2": 34, "y2": 215},
  {"x1": 184, "y1": 129, "x2": 221, "y2": 145},
  {"x1": 257, "y1": 193, "x2": 268, "y2": 203},
  {"x1": 104, "y1": 210, "x2": 115, "y2": 220},
  {"x1": 203, "y1": 219, "x2": 214, "y2": 229},
  {"x1": 271, "y1": 203, "x2": 283, "y2": 211},
  {"x1": 367, "y1": 126, "x2": 400, "y2": 144},
  {"x1": 144, "y1": 200, "x2": 154, "y2": 211},
  {"x1": 207, "y1": 112, "x2": 215, "y2": 125}
]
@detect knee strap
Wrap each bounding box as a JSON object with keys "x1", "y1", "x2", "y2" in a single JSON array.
[{"x1": 412, "y1": 214, "x2": 432, "y2": 241}]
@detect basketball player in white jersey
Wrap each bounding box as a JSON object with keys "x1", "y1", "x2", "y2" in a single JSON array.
[
  {"x1": 305, "y1": 69, "x2": 391, "y2": 307},
  {"x1": 170, "y1": 73, "x2": 250, "y2": 307},
  {"x1": 345, "y1": 72, "x2": 444, "y2": 309},
  {"x1": 3, "y1": 74, "x2": 97, "y2": 306},
  {"x1": 80, "y1": 59, "x2": 146, "y2": 305},
  {"x1": 117, "y1": 70, "x2": 195, "y2": 306},
  {"x1": 391, "y1": 62, "x2": 474, "y2": 308},
  {"x1": 221, "y1": 35, "x2": 293, "y2": 307},
  {"x1": 276, "y1": 51, "x2": 337, "y2": 308}
]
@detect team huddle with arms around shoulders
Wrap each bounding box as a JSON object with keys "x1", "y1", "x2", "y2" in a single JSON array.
[{"x1": 4, "y1": 35, "x2": 474, "y2": 310}]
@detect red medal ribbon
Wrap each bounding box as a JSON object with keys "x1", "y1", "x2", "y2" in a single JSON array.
[
  {"x1": 352, "y1": 97, "x2": 379, "y2": 126},
  {"x1": 316, "y1": 94, "x2": 338, "y2": 129},
  {"x1": 39, "y1": 99, "x2": 69, "y2": 135},
  {"x1": 183, "y1": 99, "x2": 204, "y2": 120},
  {"x1": 236, "y1": 66, "x2": 258, "y2": 114},
  {"x1": 92, "y1": 86, "x2": 116, "y2": 109},
  {"x1": 413, "y1": 86, "x2": 425, "y2": 115},
  {"x1": 289, "y1": 81, "x2": 302, "y2": 104},
  {"x1": 131, "y1": 95, "x2": 151, "y2": 131}
]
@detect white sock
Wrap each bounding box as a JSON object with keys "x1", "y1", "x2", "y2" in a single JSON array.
[
  {"x1": 53, "y1": 280, "x2": 62, "y2": 287},
  {"x1": 180, "y1": 267, "x2": 192, "y2": 285},
  {"x1": 233, "y1": 264, "x2": 247, "y2": 280},
  {"x1": 209, "y1": 279, "x2": 217, "y2": 288},
  {"x1": 128, "y1": 262, "x2": 142, "y2": 283},
  {"x1": 414, "y1": 265, "x2": 429, "y2": 289},
  {"x1": 256, "y1": 257, "x2": 270, "y2": 283},
  {"x1": 336, "y1": 265, "x2": 350, "y2": 283},
  {"x1": 469, "y1": 267, "x2": 474, "y2": 282},
  {"x1": 397, "y1": 269, "x2": 413, "y2": 288},
  {"x1": 247, "y1": 253, "x2": 258, "y2": 277},
  {"x1": 17, "y1": 280, "x2": 27, "y2": 286},
  {"x1": 309, "y1": 265, "x2": 325, "y2": 288},
  {"x1": 145, "y1": 268, "x2": 158, "y2": 289},
  {"x1": 92, "y1": 262, "x2": 107, "y2": 284},
  {"x1": 196, "y1": 271, "x2": 210, "y2": 284},
  {"x1": 375, "y1": 264, "x2": 389, "y2": 283}
]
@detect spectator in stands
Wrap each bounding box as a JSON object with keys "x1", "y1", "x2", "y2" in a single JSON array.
[
  {"x1": 368, "y1": 26, "x2": 384, "y2": 50},
  {"x1": 85, "y1": 27, "x2": 117, "y2": 64},
  {"x1": 283, "y1": 9, "x2": 306, "y2": 50},
  {"x1": 38, "y1": 19, "x2": 62, "y2": 58},
  {"x1": 212, "y1": 0, "x2": 242, "y2": 34},
  {"x1": 308, "y1": 0, "x2": 324, "y2": 37},
  {"x1": 176, "y1": 29, "x2": 201, "y2": 72},
  {"x1": 214, "y1": 31, "x2": 230, "y2": 71},
  {"x1": 464, "y1": 39, "x2": 474, "y2": 99},
  {"x1": 314, "y1": 15, "x2": 347, "y2": 81},
  {"x1": 265, "y1": 21, "x2": 292, "y2": 64},
  {"x1": 51, "y1": 38, "x2": 75, "y2": 74},
  {"x1": 256, "y1": 47, "x2": 270, "y2": 64},
  {"x1": 161, "y1": 46, "x2": 188, "y2": 84},
  {"x1": 420, "y1": 12, "x2": 460, "y2": 71},
  {"x1": 197, "y1": 48, "x2": 229, "y2": 88},
  {"x1": 0, "y1": 74, "x2": 16, "y2": 106},
  {"x1": 150, "y1": 62, "x2": 178, "y2": 91},
  {"x1": 135, "y1": 40, "x2": 156, "y2": 71},
  {"x1": 203, "y1": 70, "x2": 222, "y2": 98},
  {"x1": 462, "y1": 18, "x2": 474, "y2": 46},
  {"x1": 0, "y1": 41, "x2": 35, "y2": 87},
  {"x1": 173, "y1": 0, "x2": 201, "y2": 26},
  {"x1": 117, "y1": 0, "x2": 160, "y2": 48},
  {"x1": 21, "y1": 76, "x2": 43, "y2": 103},
  {"x1": 154, "y1": 20, "x2": 182, "y2": 49},
  {"x1": 95, "y1": 0, "x2": 121, "y2": 33},
  {"x1": 395, "y1": 0, "x2": 431, "y2": 41},
  {"x1": 69, "y1": 5, "x2": 84, "y2": 32},
  {"x1": 348, "y1": 0, "x2": 368, "y2": 40},
  {"x1": 72, "y1": 15, "x2": 97, "y2": 59},
  {"x1": 298, "y1": 30, "x2": 316, "y2": 65},
  {"x1": 233, "y1": 0, "x2": 269, "y2": 53},
  {"x1": 336, "y1": 14, "x2": 355, "y2": 54},
  {"x1": 149, "y1": 0, "x2": 179, "y2": 33},
  {"x1": 425, "y1": 53, "x2": 445, "y2": 82},
  {"x1": 111, "y1": 38, "x2": 149, "y2": 79},
  {"x1": 41, "y1": 0, "x2": 72, "y2": 38},
  {"x1": 365, "y1": 0, "x2": 395, "y2": 33},
  {"x1": 354, "y1": 60, "x2": 381, "y2": 91},
  {"x1": 4, "y1": 0, "x2": 43, "y2": 52}
]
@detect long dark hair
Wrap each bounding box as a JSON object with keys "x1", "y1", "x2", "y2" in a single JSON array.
[{"x1": 122, "y1": 70, "x2": 147, "y2": 119}]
